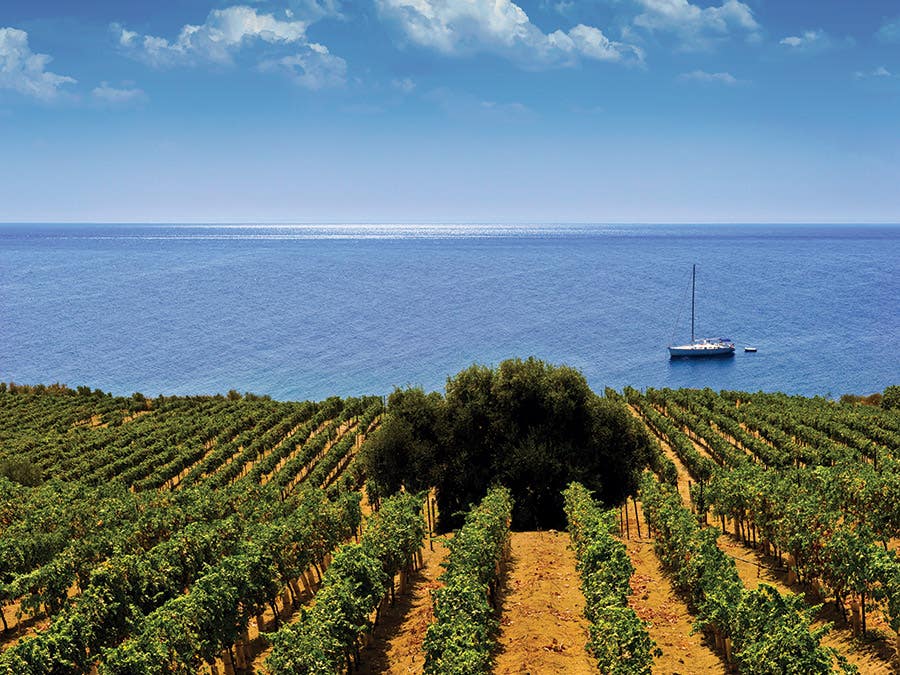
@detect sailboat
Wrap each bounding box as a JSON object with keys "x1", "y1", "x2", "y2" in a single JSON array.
[{"x1": 668, "y1": 264, "x2": 735, "y2": 358}]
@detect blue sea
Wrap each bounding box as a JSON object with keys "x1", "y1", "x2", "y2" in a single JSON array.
[{"x1": 1, "y1": 224, "x2": 897, "y2": 400}]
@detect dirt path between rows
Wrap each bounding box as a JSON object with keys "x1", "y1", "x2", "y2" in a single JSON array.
[
  {"x1": 633, "y1": 402, "x2": 898, "y2": 673},
  {"x1": 718, "y1": 534, "x2": 897, "y2": 674},
  {"x1": 624, "y1": 535, "x2": 727, "y2": 675},
  {"x1": 627, "y1": 404, "x2": 728, "y2": 672},
  {"x1": 628, "y1": 403, "x2": 696, "y2": 500},
  {"x1": 356, "y1": 538, "x2": 448, "y2": 675},
  {"x1": 493, "y1": 530, "x2": 595, "y2": 675}
]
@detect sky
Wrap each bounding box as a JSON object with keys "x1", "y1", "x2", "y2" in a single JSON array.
[{"x1": 1, "y1": 0, "x2": 898, "y2": 223}]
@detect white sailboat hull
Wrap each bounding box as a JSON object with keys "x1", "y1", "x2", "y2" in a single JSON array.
[
  {"x1": 668, "y1": 264, "x2": 736, "y2": 358},
  {"x1": 668, "y1": 341, "x2": 735, "y2": 357}
]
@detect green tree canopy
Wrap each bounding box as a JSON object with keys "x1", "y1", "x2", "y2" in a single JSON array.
[
  {"x1": 883, "y1": 385, "x2": 900, "y2": 410},
  {"x1": 363, "y1": 358, "x2": 652, "y2": 529}
]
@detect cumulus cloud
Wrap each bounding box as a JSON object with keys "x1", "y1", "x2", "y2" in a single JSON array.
[
  {"x1": 854, "y1": 66, "x2": 892, "y2": 79},
  {"x1": 0, "y1": 27, "x2": 76, "y2": 100},
  {"x1": 678, "y1": 69, "x2": 740, "y2": 85},
  {"x1": 876, "y1": 17, "x2": 900, "y2": 43},
  {"x1": 779, "y1": 29, "x2": 826, "y2": 50},
  {"x1": 114, "y1": 6, "x2": 309, "y2": 67},
  {"x1": 375, "y1": 0, "x2": 644, "y2": 67},
  {"x1": 779, "y1": 29, "x2": 851, "y2": 53},
  {"x1": 633, "y1": 0, "x2": 759, "y2": 49},
  {"x1": 287, "y1": 0, "x2": 344, "y2": 22},
  {"x1": 557, "y1": 24, "x2": 642, "y2": 62},
  {"x1": 114, "y1": 5, "x2": 346, "y2": 89},
  {"x1": 258, "y1": 43, "x2": 347, "y2": 89},
  {"x1": 91, "y1": 82, "x2": 148, "y2": 105}
]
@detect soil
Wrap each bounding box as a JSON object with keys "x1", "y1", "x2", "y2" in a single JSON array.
[
  {"x1": 0, "y1": 606, "x2": 52, "y2": 651},
  {"x1": 624, "y1": 536, "x2": 728, "y2": 675},
  {"x1": 1, "y1": 583, "x2": 80, "y2": 651},
  {"x1": 493, "y1": 530, "x2": 596, "y2": 675},
  {"x1": 718, "y1": 533, "x2": 897, "y2": 675},
  {"x1": 351, "y1": 525, "x2": 727, "y2": 675},
  {"x1": 628, "y1": 404, "x2": 695, "y2": 500},
  {"x1": 630, "y1": 402, "x2": 900, "y2": 673},
  {"x1": 355, "y1": 538, "x2": 449, "y2": 675}
]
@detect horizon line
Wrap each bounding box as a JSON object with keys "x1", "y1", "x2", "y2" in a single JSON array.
[{"x1": 2, "y1": 221, "x2": 899, "y2": 227}]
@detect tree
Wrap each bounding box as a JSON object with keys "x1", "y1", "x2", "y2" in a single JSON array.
[
  {"x1": 882, "y1": 385, "x2": 900, "y2": 410},
  {"x1": 360, "y1": 387, "x2": 442, "y2": 500},
  {"x1": 0, "y1": 458, "x2": 42, "y2": 487},
  {"x1": 363, "y1": 358, "x2": 652, "y2": 530}
]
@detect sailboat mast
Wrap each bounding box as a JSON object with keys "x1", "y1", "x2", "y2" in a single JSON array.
[{"x1": 691, "y1": 264, "x2": 695, "y2": 343}]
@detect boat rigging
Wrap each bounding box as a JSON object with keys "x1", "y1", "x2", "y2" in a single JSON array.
[{"x1": 668, "y1": 264, "x2": 735, "y2": 358}]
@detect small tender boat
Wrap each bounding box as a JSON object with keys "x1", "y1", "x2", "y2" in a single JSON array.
[
  {"x1": 668, "y1": 264, "x2": 735, "y2": 358},
  {"x1": 744, "y1": 346, "x2": 757, "y2": 352}
]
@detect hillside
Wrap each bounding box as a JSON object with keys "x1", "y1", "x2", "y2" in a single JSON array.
[{"x1": 0, "y1": 380, "x2": 898, "y2": 673}]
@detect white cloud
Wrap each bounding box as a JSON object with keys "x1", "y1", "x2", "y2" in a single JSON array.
[
  {"x1": 258, "y1": 45, "x2": 347, "y2": 89},
  {"x1": 779, "y1": 29, "x2": 852, "y2": 53},
  {"x1": 114, "y1": 6, "x2": 309, "y2": 67},
  {"x1": 288, "y1": 0, "x2": 344, "y2": 22},
  {"x1": 92, "y1": 82, "x2": 148, "y2": 105},
  {"x1": 564, "y1": 24, "x2": 640, "y2": 62},
  {"x1": 633, "y1": 0, "x2": 759, "y2": 50},
  {"x1": 854, "y1": 66, "x2": 892, "y2": 79},
  {"x1": 114, "y1": 5, "x2": 346, "y2": 89},
  {"x1": 117, "y1": 27, "x2": 139, "y2": 46},
  {"x1": 678, "y1": 69, "x2": 740, "y2": 85},
  {"x1": 779, "y1": 29, "x2": 825, "y2": 50},
  {"x1": 0, "y1": 27, "x2": 76, "y2": 100},
  {"x1": 876, "y1": 17, "x2": 900, "y2": 43},
  {"x1": 480, "y1": 99, "x2": 530, "y2": 115},
  {"x1": 375, "y1": 0, "x2": 643, "y2": 67},
  {"x1": 392, "y1": 76, "x2": 416, "y2": 92}
]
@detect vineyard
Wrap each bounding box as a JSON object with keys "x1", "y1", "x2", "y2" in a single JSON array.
[
  {"x1": 0, "y1": 385, "x2": 382, "y2": 674},
  {"x1": 0, "y1": 377, "x2": 898, "y2": 674},
  {"x1": 623, "y1": 386, "x2": 900, "y2": 674}
]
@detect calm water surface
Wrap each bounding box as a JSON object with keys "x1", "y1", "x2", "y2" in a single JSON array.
[{"x1": 1, "y1": 224, "x2": 897, "y2": 399}]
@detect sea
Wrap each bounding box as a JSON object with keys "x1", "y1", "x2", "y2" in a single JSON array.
[{"x1": 1, "y1": 223, "x2": 897, "y2": 401}]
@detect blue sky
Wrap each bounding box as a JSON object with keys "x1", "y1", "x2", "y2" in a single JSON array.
[{"x1": 1, "y1": 0, "x2": 898, "y2": 223}]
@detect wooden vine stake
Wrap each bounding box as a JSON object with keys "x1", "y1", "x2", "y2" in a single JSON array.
[
  {"x1": 850, "y1": 600, "x2": 862, "y2": 637},
  {"x1": 633, "y1": 497, "x2": 642, "y2": 539}
]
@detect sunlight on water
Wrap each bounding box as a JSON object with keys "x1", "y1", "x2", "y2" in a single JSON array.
[{"x1": 2, "y1": 224, "x2": 897, "y2": 400}]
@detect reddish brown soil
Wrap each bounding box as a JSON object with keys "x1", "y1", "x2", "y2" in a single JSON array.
[
  {"x1": 624, "y1": 537, "x2": 727, "y2": 675},
  {"x1": 0, "y1": 606, "x2": 52, "y2": 651},
  {"x1": 356, "y1": 538, "x2": 448, "y2": 675},
  {"x1": 493, "y1": 530, "x2": 596, "y2": 675},
  {"x1": 1, "y1": 583, "x2": 81, "y2": 652},
  {"x1": 618, "y1": 492, "x2": 726, "y2": 675},
  {"x1": 241, "y1": 589, "x2": 305, "y2": 675},
  {"x1": 718, "y1": 534, "x2": 897, "y2": 674},
  {"x1": 630, "y1": 403, "x2": 900, "y2": 673}
]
